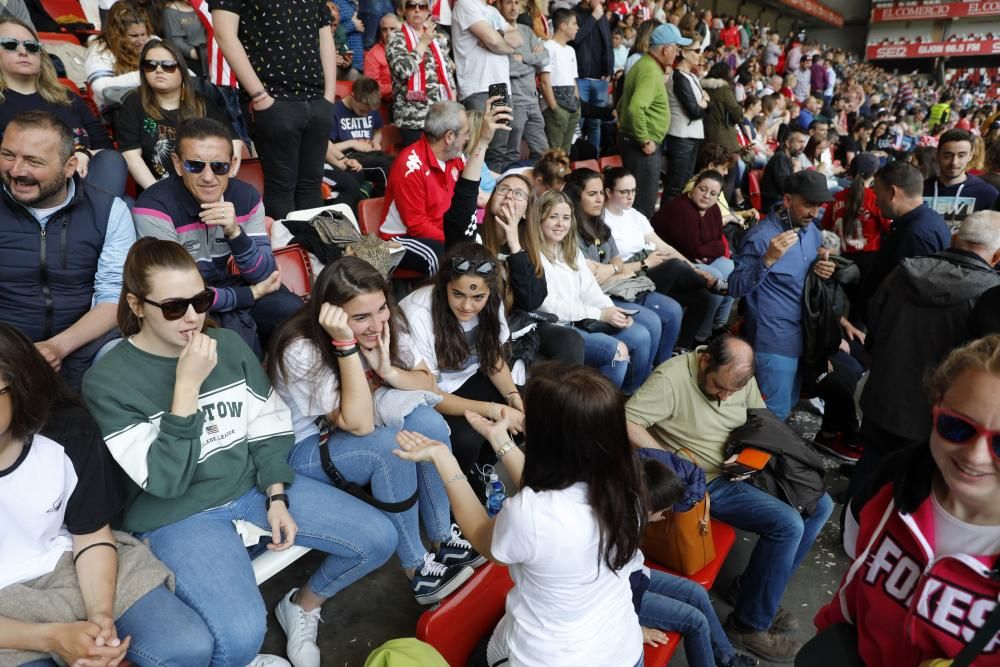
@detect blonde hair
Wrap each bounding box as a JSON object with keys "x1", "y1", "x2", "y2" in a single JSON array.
[
  {"x1": 98, "y1": 3, "x2": 153, "y2": 75},
  {"x1": 527, "y1": 190, "x2": 579, "y2": 272},
  {"x1": 465, "y1": 110, "x2": 484, "y2": 153},
  {"x1": 927, "y1": 334, "x2": 1000, "y2": 404},
  {"x1": 0, "y1": 18, "x2": 71, "y2": 106}
]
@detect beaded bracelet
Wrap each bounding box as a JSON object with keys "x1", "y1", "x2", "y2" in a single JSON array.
[
  {"x1": 495, "y1": 440, "x2": 517, "y2": 459},
  {"x1": 332, "y1": 338, "x2": 358, "y2": 347},
  {"x1": 444, "y1": 472, "x2": 467, "y2": 485}
]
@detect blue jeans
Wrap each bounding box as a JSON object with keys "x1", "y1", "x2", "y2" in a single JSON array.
[
  {"x1": 639, "y1": 570, "x2": 736, "y2": 667},
  {"x1": 755, "y1": 352, "x2": 801, "y2": 420},
  {"x1": 578, "y1": 318, "x2": 654, "y2": 393},
  {"x1": 139, "y1": 481, "x2": 397, "y2": 667},
  {"x1": 707, "y1": 478, "x2": 834, "y2": 631},
  {"x1": 577, "y1": 78, "x2": 608, "y2": 150},
  {"x1": 287, "y1": 405, "x2": 452, "y2": 570},
  {"x1": 614, "y1": 291, "x2": 681, "y2": 367},
  {"x1": 19, "y1": 585, "x2": 214, "y2": 667},
  {"x1": 694, "y1": 257, "x2": 735, "y2": 336}
]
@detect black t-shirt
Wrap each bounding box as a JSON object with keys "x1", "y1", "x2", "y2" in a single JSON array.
[
  {"x1": 835, "y1": 134, "x2": 859, "y2": 166},
  {"x1": 114, "y1": 91, "x2": 235, "y2": 181},
  {"x1": 0, "y1": 89, "x2": 114, "y2": 150},
  {"x1": 208, "y1": 0, "x2": 328, "y2": 100}
]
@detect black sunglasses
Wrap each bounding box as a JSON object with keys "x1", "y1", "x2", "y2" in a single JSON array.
[
  {"x1": 451, "y1": 257, "x2": 494, "y2": 276},
  {"x1": 143, "y1": 289, "x2": 214, "y2": 320},
  {"x1": 0, "y1": 37, "x2": 42, "y2": 54},
  {"x1": 141, "y1": 58, "x2": 179, "y2": 73},
  {"x1": 181, "y1": 159, "x2": 232, "y2": 175},
  {"x1": 405, "y1": 2, "x2": 429, "y2": 9}
]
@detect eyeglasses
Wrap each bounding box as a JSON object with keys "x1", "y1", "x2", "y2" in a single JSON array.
[
  {"x1": 181, "y1": 159, "x2": 232, "y2": 175},
  {"x1": 933, "y1": 405, "x2": 1000, "y2": 459},
  {"x1": 143, "y1": 289, "x2": 214, "y2": 320},
  {"x1": 0, "y1": 37, "x2": 42, "y2": 54},
  {"x1": 405, "y1": 2, "x2": 429, "y2": 9},
  {"x1": 495, "y1": 185, "x2": 528, "y2": 202},
  {"x1": 451, "y1": 257, "x2": 494, "y2": 276},
  {"x1": 614, "y1": 188, "x2": 636, "y2": 196},
  {"x1": 141, "y1": 59, "x2": 179, "y2": 73}
]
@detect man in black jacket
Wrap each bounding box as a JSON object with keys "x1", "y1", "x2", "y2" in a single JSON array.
[
  {"x1": 850, "y1": 210, "x2": 1000, "y2": 503},
  {"x1": 760, "y1": 127, "x2": 807, "y2": 210},
  {"x1": 570, "y1": 0, "x2": 612, "y2": 152}
]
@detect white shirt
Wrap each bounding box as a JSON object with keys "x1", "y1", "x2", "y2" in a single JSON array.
[
  {"x1": 542, "y1": 40, "x2": 579, "y2": 88},
  {"x1": 451, "y1": 0, "x2": 510, "y2": 101},
  {"x1": 932, "y1": 491, "x2": 1000, "y2": 557},
  {"x1": 538, "y1": 249, "x2": 613, "y2": 324},
  {"x1": 273, "y1": 338, "x2": 344, "y2": 443},
  {"x1": 488, "y1": 483, "x2": 644, "y2": 666},
  {"x1": 399, "y1": 285, "x2": 510, "y2": 393},
  {"x1": 603, "y1": 207, "x2": 655, "y2": 260}
]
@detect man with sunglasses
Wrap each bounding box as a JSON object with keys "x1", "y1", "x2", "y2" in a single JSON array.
[
  {"x1": 134, "y1": 117, "x2": 301, "y2": 357},
  {"x1": 0, "y1": 111, "x2": 135, "y2": 392},
  {"x1": 849, "y1": 211, "x2": 1000, "y2": 506}
]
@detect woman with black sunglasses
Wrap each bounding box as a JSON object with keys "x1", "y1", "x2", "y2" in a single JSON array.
[
  {"x1": 114, "y1": 38, "x2": 241, "y2": 191},
  {"x1": 0, "y1": 17, "x2": 128, "y2": 197},
  {"x1": 82, "y1": 238, "x2": 398, "y2": 667},
  {"x1": 810, "y1": 334, "x2": 1000, "y2": 667},
  {"x1": 398, "y1": 242, "x2": 524, "y2": 488}
]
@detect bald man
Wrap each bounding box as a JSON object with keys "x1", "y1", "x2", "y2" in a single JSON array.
[{"x1": 625, "y1": 334, "x2": 833, "y2": 663}]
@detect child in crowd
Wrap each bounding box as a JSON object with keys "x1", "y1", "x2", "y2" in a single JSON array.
[
  {"x1": 327, "y1": 76, "x2": 394, "y2": 197},
  {"x1": 268, "y1": 257, "x2": 483, "y2": 606},
  {"x1": 612, "y1": 28, "x2": 629, "y2": 73},
  {"x1": 539, "y1": 8, "x2": 581, "y2": 153}
]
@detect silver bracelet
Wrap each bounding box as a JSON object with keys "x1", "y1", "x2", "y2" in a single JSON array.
[
  {"x1": 444, "y1": 472, "x2": 467, "y2": 485},
  {"x1": 495, "y1": 440, "x2": 517, "y2": 459}
]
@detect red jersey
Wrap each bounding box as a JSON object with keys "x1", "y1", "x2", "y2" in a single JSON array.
[
  {"x1": 379, "y1": 135, "x2": 464, "y2": 242},
  {"x1": 820, "y1": 186, "x2": 890, "y2": 253}
]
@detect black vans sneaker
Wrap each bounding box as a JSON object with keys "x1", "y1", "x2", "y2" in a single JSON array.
[
  {"x1": 435, "y1": 523, "x2": 487, "y2": 570},
  {"x1": 411, "y1": 553, "x2": 474, "y2": 605}
]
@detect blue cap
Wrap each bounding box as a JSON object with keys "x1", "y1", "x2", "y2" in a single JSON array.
[{"x1": 650, "y1": 23, "x2": 692, "y2": 47}]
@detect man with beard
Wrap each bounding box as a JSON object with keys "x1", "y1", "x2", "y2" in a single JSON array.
[
  {"x1": 923, "y1": 129, "x2": 1000, "y2": 231},
  {"x1": 0, "y1": 111, "x2": 135, "y2": 391},
  {"x1": 626, "y1": 333, "x2": 832, "y2": 663},
  {"x1": 759, "y1": 126, "x2": 807, "y2": 210},
  {"x1": 729, "y1": 170, "x2": 836, "y2": 421}
]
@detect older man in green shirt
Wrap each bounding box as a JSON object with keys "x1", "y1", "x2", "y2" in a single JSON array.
[{"x1": 617, "y1": 23, "x2": 689, "y2": 217}]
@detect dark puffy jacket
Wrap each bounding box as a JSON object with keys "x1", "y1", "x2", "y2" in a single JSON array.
[
  {"x1": 861, "y1": 248, "x2": 1000, "y2": 443},
  {"x1": 802, "y1": 254, "x2": 859, "y2": 385},
  {"x1": 725, "y1": 409, "x2": 827, "y2": 516},
  {"x1": 0, "y1": 176, "x2": 113, "y2": 341}
]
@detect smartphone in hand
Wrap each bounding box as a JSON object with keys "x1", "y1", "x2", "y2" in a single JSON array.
[{"x1": 488, "y1": 82, "x2": 511, "y2": 127}]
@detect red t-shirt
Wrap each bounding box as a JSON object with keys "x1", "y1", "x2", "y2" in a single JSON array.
[{"x1": 820, "y1": 186, "x2": 891, "y2": 253}]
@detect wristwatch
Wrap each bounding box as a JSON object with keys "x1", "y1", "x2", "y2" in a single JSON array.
[{"x1": 265, "y1": 493, "x2": 289, "y2": 510}]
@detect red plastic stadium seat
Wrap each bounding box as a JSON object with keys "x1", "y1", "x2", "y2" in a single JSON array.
[
  {"x1": 598, "y1": 154, "x2": 623, "y2": 170},
  {"x1": 747, "y1": 169, "x2": 763, "y2": 214},
  {"x1": 571, "y1": 158, "x2": 600, "y2": 173},
  {"x1": 645, "y1": 519, "x2": 737, "y2": 590},
  {"x1": 417, "y1": 562, "x2": 680, "y2": 666},
  {"x1": 273, "y1": 245, "x2": 313, "y2": 299},
  {"x1": 38, "y1": 0, "x2": 88, "y2": 23},
  {"x1": 380, "y1": 124, "x2": 403, "y2": 156},
  {"x1": 357, "y1": 197, "x2": 385, "y2": 235},
  {"x1": 335, "y1": 79, "x2": 353, "y2": 100},
  {"x1": 38, "y1": 31, "x2": 81, "y2": 45},
  {"x1": 236, "y1": 158, "x2": 265, "y2": 197}
]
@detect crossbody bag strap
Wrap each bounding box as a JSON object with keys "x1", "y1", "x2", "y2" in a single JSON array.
[
  {"x1": 318, "y1": 428, "x2": 419, "y2": 514},
  {"x1": 950, "y1": 590, "x2": 1000, "y2": 667}
]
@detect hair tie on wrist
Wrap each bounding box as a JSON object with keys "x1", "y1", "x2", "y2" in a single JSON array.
[{"x1": 332, "y1": 338, "x2": 358, "y2": 347}]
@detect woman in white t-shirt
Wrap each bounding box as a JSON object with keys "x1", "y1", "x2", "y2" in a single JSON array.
[
  {"x1": 393, "y1": 361, "x2": 646, "y2": 667},
  {"x1": 269, "y1": 257, "x2": 485, "y2": 606},
  {"x1": 397, "y1": 242, "x2": 525, "y2": 490}
]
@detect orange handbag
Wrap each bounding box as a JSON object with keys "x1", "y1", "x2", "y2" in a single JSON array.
[{"x1": 641, "y1": 449, "x2": 715, "y2": 575}]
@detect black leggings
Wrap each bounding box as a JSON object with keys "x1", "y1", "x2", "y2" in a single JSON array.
[
  {"x1": 444, "y1": 371, "x2": 507, "y2": 491},
  {"x1": 646, "y1": 259, "x2": 714, "y2": 348}
]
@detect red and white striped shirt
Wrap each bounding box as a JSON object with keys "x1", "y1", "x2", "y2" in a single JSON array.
[{"x1": 192, "y1": 0, "x2": 238, "y2": 89}]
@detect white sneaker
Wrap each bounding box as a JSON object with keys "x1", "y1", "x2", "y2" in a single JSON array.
[
  {"x1": 275, "y1": 588, "x2": 322, "y2": 667},
  {"x1": 246, "y1": 656, "x2": 291, "y2": 667}
]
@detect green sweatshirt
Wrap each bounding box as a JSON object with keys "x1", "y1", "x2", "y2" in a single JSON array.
[
  {"x1": 617, "y1": 54, "x2": 669, "y2": 144},
  {"x1": 83, "y1": 327, "x2": 295, "y2": 533}
]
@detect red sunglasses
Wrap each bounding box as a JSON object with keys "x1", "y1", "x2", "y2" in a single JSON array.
[{"x1": 932, "y1": 405, "x2": 1000, "y2": 459}]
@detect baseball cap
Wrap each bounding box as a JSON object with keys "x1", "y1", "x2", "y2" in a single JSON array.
[
  {"x1": 785, "y1": 170, "x2": 834, "y2": 203},
  {"x1": 650, "y1": 23, "x2": 692, "y2": 47},
  {"x1": 850, "y1": 153, "x2": 880, "y2": 179}
]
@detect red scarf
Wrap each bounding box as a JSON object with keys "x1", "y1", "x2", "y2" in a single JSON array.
[{"x1": 402, "y1": 22, "x2": 452, "y2": 102}]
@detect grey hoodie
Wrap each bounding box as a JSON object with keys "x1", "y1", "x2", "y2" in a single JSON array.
[{"x1": 861, "y1": 249, "x2": 1000, "y2": 442}]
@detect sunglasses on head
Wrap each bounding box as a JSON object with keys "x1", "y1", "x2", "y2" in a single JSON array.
[
  {"x1": 143, "y1": 289, "x2": 214, "y2": 320},
  {"x1": 141, "y1": 58, "x2": 179, "y2": 73},
  {"x1": 181, "y1": 159, "x2": 232, "y2": 175},
  {"x1": 451, "y1": 257, "x2": 494, "y2": 276},
  {"x1": 0, "y1": 37, "x2": 42, "y2": 54},
  {"x1": 933, "y1": 405, "x2": 1000, "y2": 459}
]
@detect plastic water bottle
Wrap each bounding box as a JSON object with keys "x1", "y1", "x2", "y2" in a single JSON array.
[{"x1": 485, "y1": 473, "x2": 506, "y2": 517}]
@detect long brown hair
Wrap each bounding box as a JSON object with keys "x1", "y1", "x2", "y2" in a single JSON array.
[
  {"x1": 98, "y1": 3, "x2": 153, "y2": 75},
  {"x1": 268, "y1": 257, "x2": 410, "y2": 389},
  {"x1": 118, "y1": 237, "x2": 204, "y2": 337},
  {"x1": 138, "y1": 38, "x2": 205, "y2": 121},
  {"x1": 481, "y1": 173, "x2": 534, "y2": 312},
  {"x1": 521, "y1": 362, "x2": 646, "y2": 572},
  {"x1": 431, "y1": 242, "x2": 505, "y2": 374},
  {"x1": 0, "y1": 18, "x2": 70, "y2": 106},
  {"x1": 526, "y1": 189, "x2": 579, "y2": 271}
]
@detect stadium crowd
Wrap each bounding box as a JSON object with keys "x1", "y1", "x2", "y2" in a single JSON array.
[{"x1": 1, "y1": 0, "x2": 1000, "y2": 665}]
